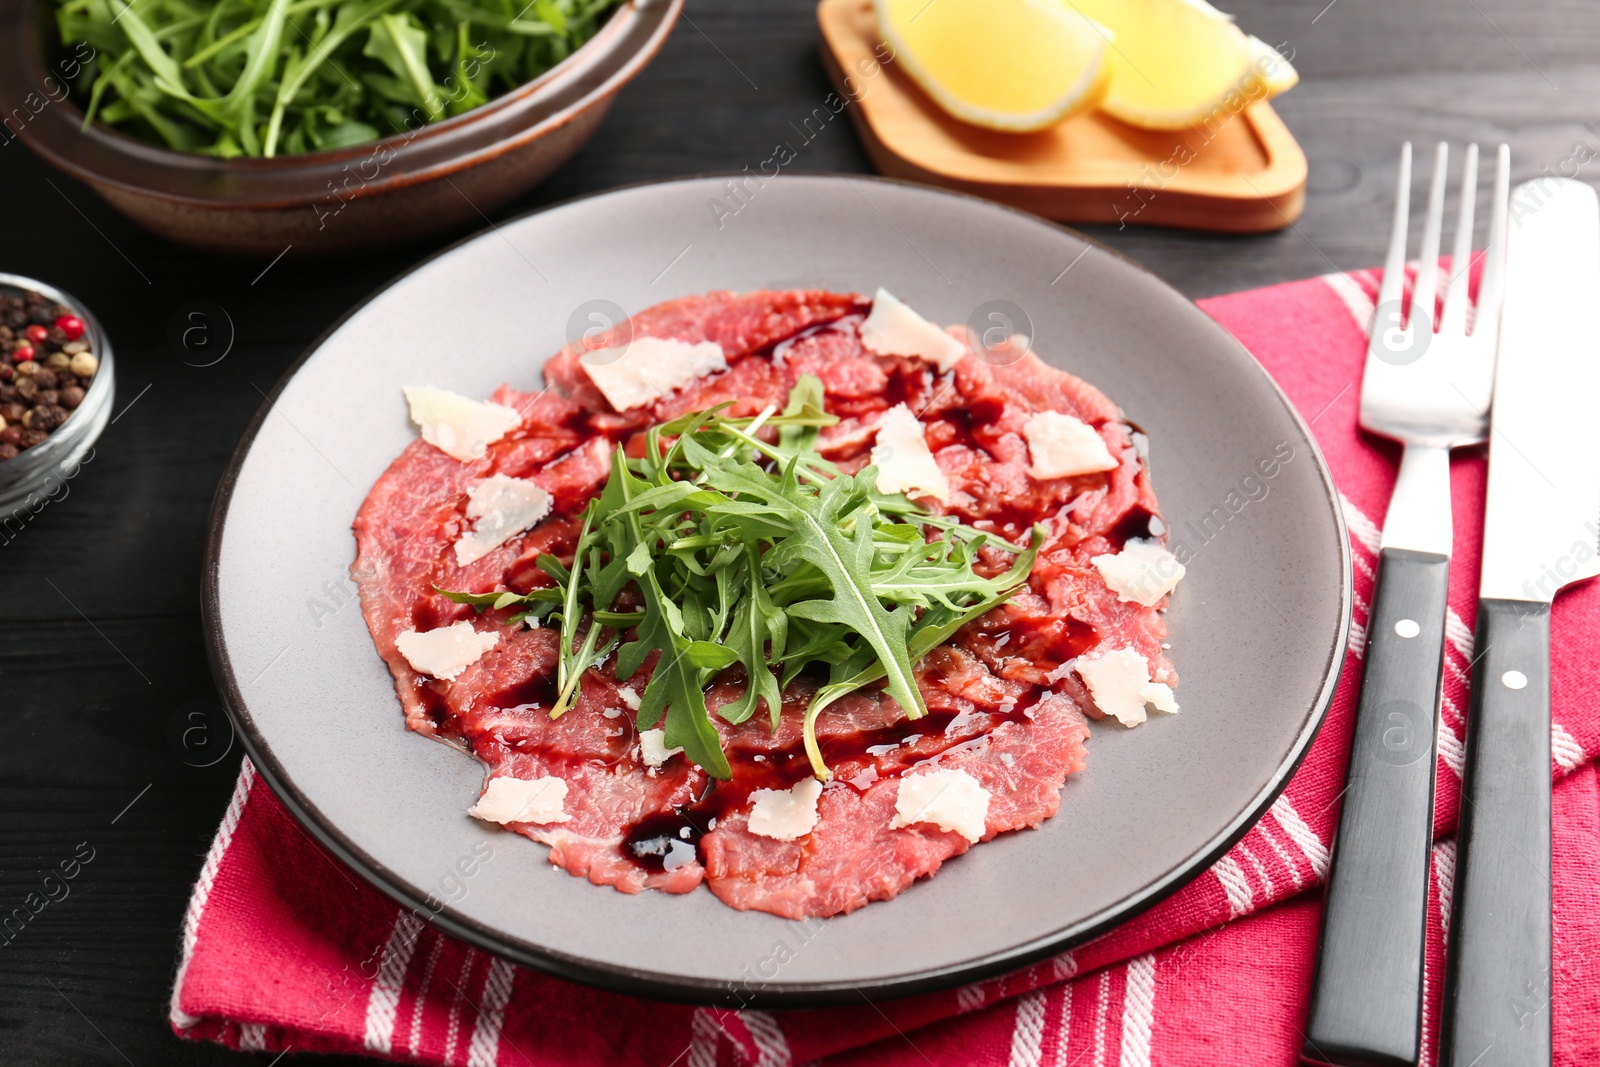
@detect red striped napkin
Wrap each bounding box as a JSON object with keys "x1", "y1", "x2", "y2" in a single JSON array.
[{"x1": 171, "y1": 268, "x2": 1600, "y2": 1066}]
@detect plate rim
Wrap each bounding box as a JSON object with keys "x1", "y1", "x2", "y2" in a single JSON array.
[{"x1": 202, "y1": 172, "x2": 1352, "y2": 1007}]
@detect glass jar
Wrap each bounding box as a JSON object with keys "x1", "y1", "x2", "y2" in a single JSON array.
[{"x1": 0, "y1": 272, "x2": 115, "y2": 523}]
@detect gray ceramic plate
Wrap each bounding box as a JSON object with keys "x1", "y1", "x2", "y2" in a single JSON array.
[{"x1": 205, "y1": 175, "x2": 1350, "y2": 1006}]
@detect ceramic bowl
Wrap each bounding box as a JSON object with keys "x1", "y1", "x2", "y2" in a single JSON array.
[{"x1": 1, "y1": 0, "x2": 678, "y2": 257}]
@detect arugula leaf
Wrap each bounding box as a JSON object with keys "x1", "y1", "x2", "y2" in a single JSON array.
[
  {"x1": 629, "y1": 568, "x2": 732, "y2": 779},
  {"x1": 364, "y1": 12, "x2": 441, "y2": 116},
  {"x1": 799, "y1": 525, "x2": 1045, "y2": 778},
  {"x1": 693, "y1": 453, "x2": 922, "y2": 724},
  {"x1": 777, "y1": 373, "x2": 827, "y2": 456},
  {"x1": 108, "y1": 1, "x2": 186, "y2": 92},
  {"x1": 265, "y1": 0, "x2": 401, "y2": 154},
  {"x1": 717, "y1": 545, "x2": 788, "y2": 727},
  {"x1": 435, "y1": 586, "x2": 536, "y2": 611}
]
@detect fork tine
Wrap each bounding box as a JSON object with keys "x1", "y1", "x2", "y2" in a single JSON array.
[
  {"x1": 1472, "y1": 143, "x2": 1512, "y2": 341},
  {"x1": 1376, "y1": 142, "x2": 1413, "y2": 316},
  {"x1": 1409, "y1": 142, "x2": 1450, "y2": 333},
  {"x1": 1439, "y1": 143, "x2": 1479, "y2": 334}
]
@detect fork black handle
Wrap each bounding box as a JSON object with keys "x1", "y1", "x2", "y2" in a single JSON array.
[
  {"x1": 1303, "y1": 548, "x2": 1449, "y2": 1067},
  {"x1": 1440, "y1": 599, "x2": 1552, "y2": 1067}
]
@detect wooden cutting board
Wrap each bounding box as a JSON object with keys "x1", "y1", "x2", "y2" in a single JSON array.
[{"x1": 817, "y1": 0, "x2": 1307, "y2": 233}]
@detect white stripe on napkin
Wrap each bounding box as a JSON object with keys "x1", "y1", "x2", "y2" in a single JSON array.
[
  {"x1": 1008, "y1": 989, "x2": 1048, "y2": 1067},
  {"x1": 1271, "y1": 795, "x2": 1331, "y2": 882},
  {"x1": 364, "y1": 908, "x2": 425, "y2": 1053},
  {"x1": 465, "y1": 955, "x2": 516, "y2": 1067},
  {"x1": 169, "y1": 758, "x2": 258, "y2": 1031},
  {"x1": 1118, "y1": 956, "x2": 1157, "y2": 1067},
  {"x1": 1211, "y1": 854, "x2": 1254, "y2": 918},
  {"x1": 743, "y1": 1009, "x2": 794, "y2": 1067}
]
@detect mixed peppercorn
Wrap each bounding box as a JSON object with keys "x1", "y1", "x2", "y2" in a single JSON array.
[{"x1": 0, "y1": 288, "x2": 98, "y2": 461}]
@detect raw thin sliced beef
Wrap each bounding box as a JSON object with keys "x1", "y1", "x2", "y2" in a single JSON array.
[
  {"x1": 352, "y1": 288, "x2": 1178, "y2": 917},
  {"x1": 702, "y1": 690, "x2": 1089, "y2": 919}
]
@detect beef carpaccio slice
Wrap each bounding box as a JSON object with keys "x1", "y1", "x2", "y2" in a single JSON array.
[{"x1": 352, "y1": 289, "x2": 1177, "y2": 917}]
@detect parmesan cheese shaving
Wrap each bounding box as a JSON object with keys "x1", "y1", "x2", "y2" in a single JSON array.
[
  {"x1": 580, "y1": 336, "x2": 728, "y2": 411},
  {"x1": 1022, "y1": 410, "x2": 1118, "y2": 479},
  {"x1": 1090, "y1": 538, "x2": 1186, "y2": 607},
  {"x1": 468, "y1": 776, "x2": 571, "y2": 825},
  {"x1": 1075, "y1": 646, "x2": 1179, "y2": 727},
  {"x1": 453, "y1": 474, "x2": 554, "y2": 566},
  {"x1": 747, "y1": 777, "x2": 823, "y2": 841},
  {"x1": 1142, "y1": 680, "x2": 1179, "y2": 714},
  {"x1": 639, "y1": 728, "x2": 684, "y2": 768},
  {"x1": 890, "y1": 768, "x2": 990, "y2": 843},
  {"x1": 859, "y1": 288, "x2": 967, "y2": 372},
  {"x1": 404, "y1": 385, "x2": 521, "y2": 462},
  {"x1": 394, "y1": 620, "x2": 498, "y2": 680},
  {"x1": 870, "y1": 403, "x2": 950, "y2": 501}
]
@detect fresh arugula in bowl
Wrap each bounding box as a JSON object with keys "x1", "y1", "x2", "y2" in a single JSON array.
[
  {"x1": 443, "y1": 376, "x2": 1045, "y2": 781},
  {"x1": 54, "y1": 0, "x2": 620, "y2": 158}
]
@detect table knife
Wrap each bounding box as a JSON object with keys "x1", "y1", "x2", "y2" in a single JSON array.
[{"x1": 1440, "y1": 176, "x2": 1600, "y2": 1067}]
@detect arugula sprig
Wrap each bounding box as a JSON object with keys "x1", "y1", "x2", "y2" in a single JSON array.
[{"x1": 442, "y1": 376, "x2": 1044, "y2": 781}]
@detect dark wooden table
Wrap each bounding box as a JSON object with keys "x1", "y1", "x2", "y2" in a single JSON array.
[{"x1": 2, "y1": 0, "x2": 1595, "y2": 1061}]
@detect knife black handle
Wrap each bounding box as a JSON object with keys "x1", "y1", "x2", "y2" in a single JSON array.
[
  {"x1": 1440, "y1": 598, "x2": 1552, "y2": 1067},
  {"x1": 1304, "y1": 548, "x2": 1449, "y2": 1067}
]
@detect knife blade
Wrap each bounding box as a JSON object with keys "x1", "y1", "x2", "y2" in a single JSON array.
[
  {"x1": 1440, "y1": 176, "x2": 1600, "y2": 1067},
  {"x1": 1479, "y1": 179, "x2": 1600, "y2": 603}
]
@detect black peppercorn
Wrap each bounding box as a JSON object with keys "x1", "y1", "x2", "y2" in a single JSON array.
[
  {"x1": 14, "y1": 376, "x2": 38, "y2": 402},
  {"x1": 59, "y1": 385, "x2": 84, "y2": 409},
  {"x1": 0, "y1": 443, "x2": 16, "y2": 460},
  {"x1": 25, "y1": 405, "x2": 67, "y2": 432},
  {"x1": 33, "y1": 367, "x2": 58, "y2": 390}
]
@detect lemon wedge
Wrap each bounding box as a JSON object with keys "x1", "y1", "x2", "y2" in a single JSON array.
[
  {"x1": 874, "y1": 0, "x2": 1111, "y2": 133},
  {"x1": 1247, "y1": 33, "x2": 1300, "y2": 96},
  {"x1": 1059, "y1": 0, "x2": 1297, "y2": 130}
]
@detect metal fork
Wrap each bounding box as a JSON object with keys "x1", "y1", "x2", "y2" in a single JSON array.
[{"x1": 1303, "y1": 141, "x2": 1510, "y2": 1067}]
